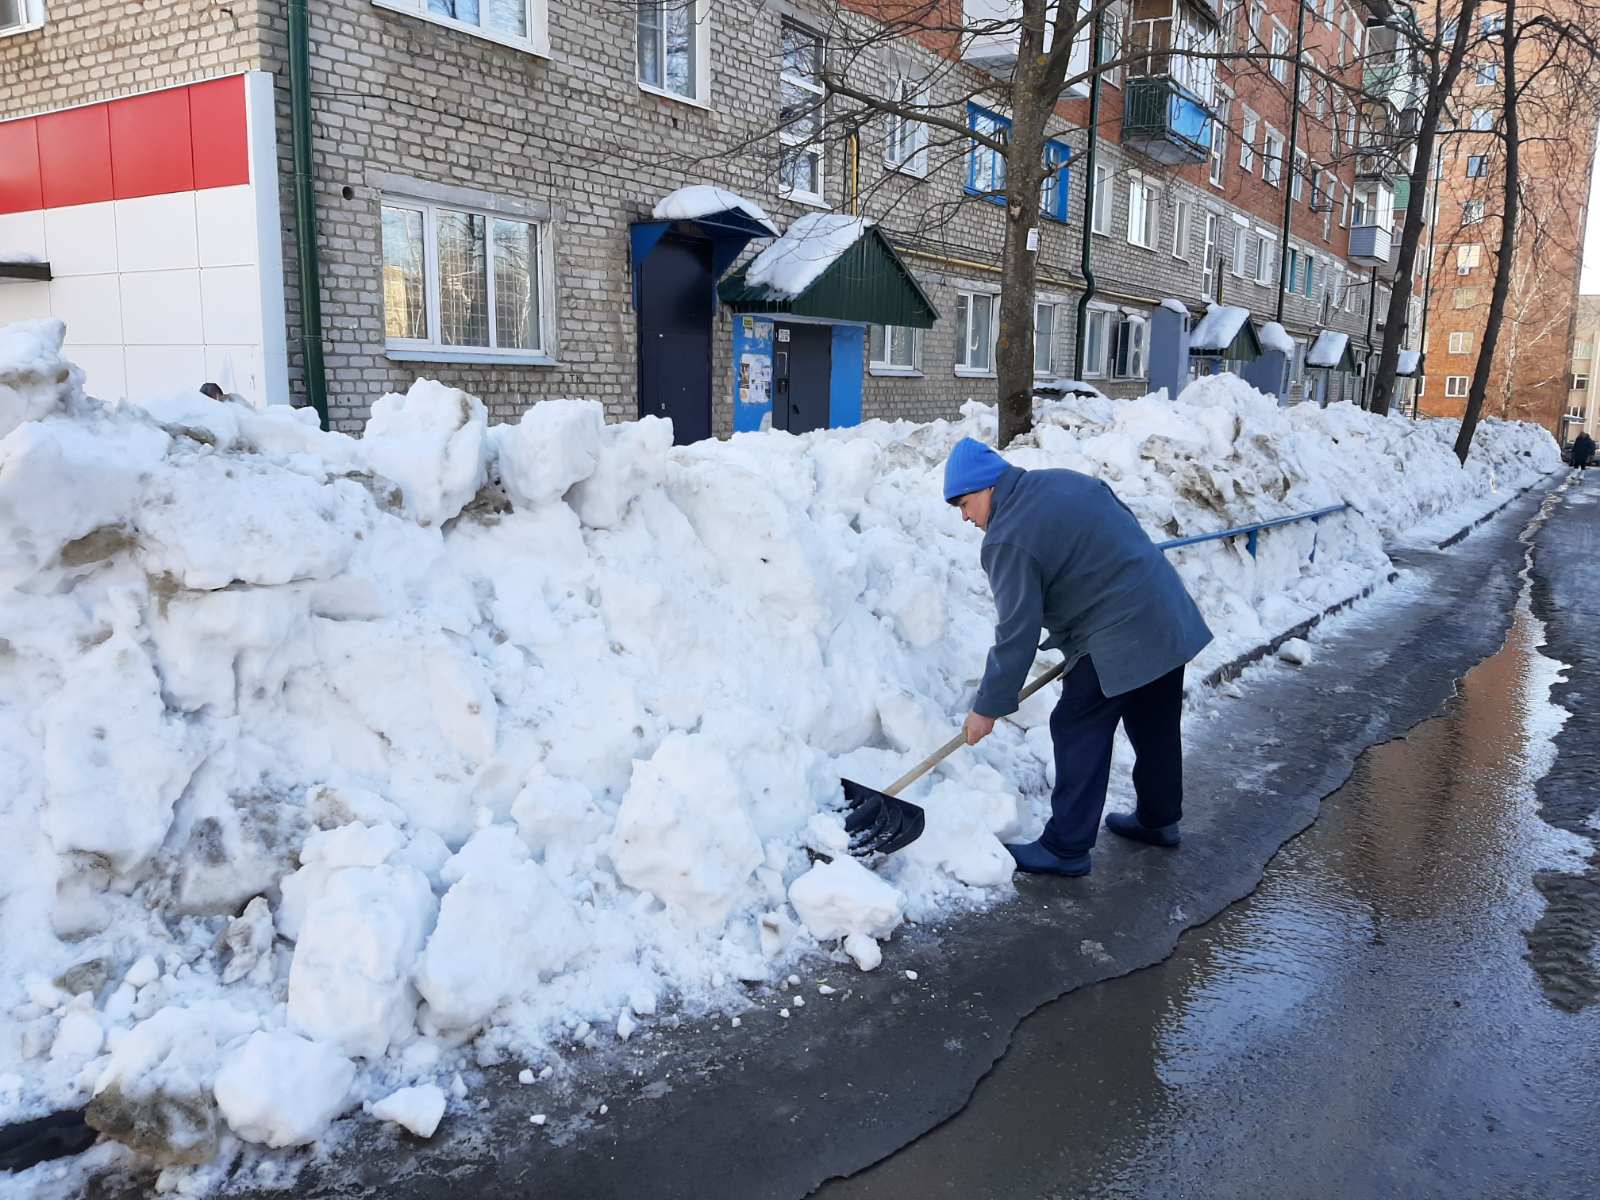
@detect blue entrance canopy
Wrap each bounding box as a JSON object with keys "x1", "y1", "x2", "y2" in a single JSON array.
[{"x1": 630, "y1": 206, "x2": 777, "y2": 310}]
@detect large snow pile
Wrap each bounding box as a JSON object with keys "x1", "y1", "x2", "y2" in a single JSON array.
[{"x1": 0, "y1": 321, "x2": 1557, "y2": 1185}]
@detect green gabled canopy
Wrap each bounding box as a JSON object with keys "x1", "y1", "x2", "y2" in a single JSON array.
[{"x1": 719, "y1": 226, "x2": 939, "y2": 329}]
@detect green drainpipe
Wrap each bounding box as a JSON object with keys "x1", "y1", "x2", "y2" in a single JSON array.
[
  {"x1": 1073, "y1": 10, "x2": 1103, "y2": 380},
  {"x1": 289, "y1": 0, "x2": 330, "y2": 430}
]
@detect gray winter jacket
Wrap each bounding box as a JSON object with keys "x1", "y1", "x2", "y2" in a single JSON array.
[{"x1": 973, "y1": 466, "x2": 1213, "y2": 716}]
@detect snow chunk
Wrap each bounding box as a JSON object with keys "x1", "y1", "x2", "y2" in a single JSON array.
[
  {"x1": 0, "y1": 319, "x2": 75, "y2": 437},
  {"x1": 490, "y1": 399, "x2": 605, "y2": 508},
  {"x1": 788, "y1": 856, "x2": 905, "y2": 941},
  {"x1": 612, "y1": 734, "x2": 764, "y2": 926},
  {"x1": 1189, "y1": 304, "x2": 1251, "y2": 352},
  {"x1": 1277, "y1": 637, "x2": 1314, "y2": 665},
  {"x1": 651, "y1": 185, "x2": 779, "y2": 236},
  {"x1": 361, "y1": 379, "x2": 489, "y2": 526},
  {"x1": 743, "y1": 214, "x2": 869, "y2": 298},
  {"x1": 368, "y1": 1083, "x2": 446, "y2": 1138},
  {"x1": 843, "y1": 933, "x2": 882, "y2": 972},
  {"x1": 214, "y1": 1030, "x2": 355, "y2": 1147},
  {"x1": 567, "y1": 415, "x2": 673, "y2": 527},
  {"x1": 1258, "y1": 321, "x2": 1294, "y2": 357}
]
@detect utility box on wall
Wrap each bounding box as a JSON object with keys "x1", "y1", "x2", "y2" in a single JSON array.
[{"x1": 1148, "y1": 300, "x2": 1191, "y2": 400}]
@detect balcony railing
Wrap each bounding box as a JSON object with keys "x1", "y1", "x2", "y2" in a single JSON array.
[
  {"x1": 1349, "y1": 224, "x2": 1393, "y2": 267},
  {"x1": 1123, "y1": 76, "x2": 1212, "y2": 165}
]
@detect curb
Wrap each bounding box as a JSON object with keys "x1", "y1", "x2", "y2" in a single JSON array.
[{"x1": 1200, "y1": 473, "x2": 1558, "y2": 691}]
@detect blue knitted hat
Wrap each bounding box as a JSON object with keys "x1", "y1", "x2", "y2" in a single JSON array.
[{"x1": 943, "y1": 437, "x2": 1010, "y2": 504}]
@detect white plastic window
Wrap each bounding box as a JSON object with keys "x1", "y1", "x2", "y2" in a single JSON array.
[
  {"x1": 779, "y1": 21, "x2": 826, "y2": 203},
  {"x1": 955, "y1": 293, "x2": 998, "y2": 374}
]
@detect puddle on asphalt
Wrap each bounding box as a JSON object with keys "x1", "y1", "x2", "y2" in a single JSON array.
[{"x1": 821, "y1": 496, "x2": 1598, "y2": 1200}]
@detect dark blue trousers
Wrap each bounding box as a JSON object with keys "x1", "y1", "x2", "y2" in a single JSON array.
[{"x1": 1040, "y1": 657, "x2": 1186, "y2": 856}]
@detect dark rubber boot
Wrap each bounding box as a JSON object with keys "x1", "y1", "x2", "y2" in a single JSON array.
[
  {"x1": 1004, "y1": 839, "x2": 1092, "y2": 876},
  {"x1": 1105, "y1": 811, "x2": 1181, "y2": 848}
]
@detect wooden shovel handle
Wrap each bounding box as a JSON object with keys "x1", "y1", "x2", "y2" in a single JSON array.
[{"x1": 881, "y1": 659, "x2": 1068, "y2": 797}]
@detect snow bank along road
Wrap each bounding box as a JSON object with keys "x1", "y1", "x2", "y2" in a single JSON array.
[{"x1": 0, "y1": 317, "x2": 1559, "y2": 1197}]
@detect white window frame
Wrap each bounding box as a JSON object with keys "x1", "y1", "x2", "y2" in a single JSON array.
[
  {"x1": 1239, "y1": 107, "x2": 1259, "y2": 173},
  {"x1": 1445, "y1": 375, "x2": 1469, "y2": 398},
  {"x1": 373, "y1": 0, "x2": 549, "y2": 56},
  {"x1": 1112, "y1": 312, "x2": 1149, "y2": 380},
  {"x1": 381, "y1": 195, "x2": 554, "y2": 365},
  {"x1": 1081, "y1": 306, "x2": 1117, "y2": 379},
  {"x1": 1209, "y1": 87, "x2": 1231, "y2": 188},
  {"x1": 1575, "y1": 374, "x2": 1590, "y2": 391},
  {"x1": 1034, "y1": 301, "x2": 1059, "y2": 376},
  {"x1": 1248, "y1": 0, "x2": 1266, "y2": 45},
  {"x1": 1475, "y1": 62, "x2": 1498, "y2": 87},
  {"x1": 1270, "y1": 21, "x2": 1290, "y2": 82},
  {"x1": 1470, "y1": 107, "x2": 1494, "y2": 131},
  {"x1": 1292, "y1": 150, "x2": 1308, "y2": 202},
  {"x1": 1263, "y1": 127, "x2": 1284, "y2": 187},
  {"x1": 1448, "y1": 331, "x2": 1471, "y2": 354},
  {"x1": 0, "y1": 0, "x2": 43, "y2": 37},
  {"x1": 1463, "y1": 199, "x2": 1486, "y2": 225},
  {"x1": 1171, "y1": 197, "x2": 1192, "y2": 259},
  {"x1": 1254, "y1": 229, "x2": 1277, "y2": 287},
  {"x1": 884, "y1": 65, "x2": 930, "y2": 177},
  {"x1": 1092, "y1": 163, "x2": 1114, "y2": 236},
  {"x1": 869, "y1": 324, "x2": 923, "y2": 375},
  {"x1": 636, "y1": 0, "x2": 711, "y2": 106},
  {"x1": 1201, "y1": 211, "x2": 1220, "y2": 299},
  {"x1": 779, "y1": 20, "x2": 827, "y2": 206},
  {"x1": 1126, "y1": 175, "x2": 1160, "y2": 249},
  {"x1": 1456, "y1": 243, "x2": 1482, "y2": 273},
  {"x1": 1230, "y1": 214, "x2": 1251, "y2": 278},
  {"x1": 955, "y1": 291, "x2": 999, "y2": 377}
]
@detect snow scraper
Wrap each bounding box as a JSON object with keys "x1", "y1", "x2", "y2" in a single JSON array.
[{"x1": 843, "y1": 660, "x2": 1068, "y2": 858}]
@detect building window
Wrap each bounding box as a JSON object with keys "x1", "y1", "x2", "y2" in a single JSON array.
[
  {"x1": 1210, "y1": 88, "x2": 1230, "y2": 188},
  {"x1": 955, "y1": 292, "x2": 998, "y2": 375},
  {"x1": 1470, "y1": 107, "x2": 1494, "y2": 131},
  {"x1": 1201, "y1": 212, "x2": 1220, "y2": 299},
  {"x1": 1291, "y1": 150, "x2": 1308, "y2": 202},
  {"x1": 884, "y1": 70, "x2": 930, "y2": 175},
  {"x1": 1482, "y1": 14, "x2": 1505, "y2": 34},
  {"x1": 0, "y1": 0, "x2": 43, "y2": 36},
  {"x1": 1303, "y1": 253, "x2": 1315, "y2": 296},
  {"x1": 1445, "y1": 375, "x2": 1469, "y2": 398},
  {"x1": 1463, "y1": 199, "x2": 1486, "y2": 224},
  {"x1": 1283, "y1": 247, "x2": 1299, "y2": 292},
  {"x1": 1082, "y1": 308, "x2": 1114, "y2": 378},
  {"x1": 1449, "y1": 331, "x2": 1472, "y2": 353},
  {"x1": 1576, "y1": 339, "x2": 1592, "y2": 358},
  {"x1": 1270, "y1": 22, "x2": 1290, "y2": 81},
  {"x1": 1248, "y1": 0, "x2": 1266, "y2": 45},
  {"x1": 1230, "y1": 218, "x2": 1250, "y2": 277},
  {"x1": 966, "y1": 104, "x2": 1010, "y2": 203},
  {"x1": 1466, "y1": 154, "x2": 1488, "y2": 177},
  {"x1": 1112, "y1": 314, "x2": 1148, "y2": 379},
  {"x1": 1040, "y1": 139, "x2": 1072, "y2": 222},
  {"x1": 1034, "y1": 302, "x2": 1058, "y2": 375},
  {"x1": 1456, "y1": 243, "x2": 1483, "y2": 273},
  {"x1": 1171, "y1": 198, "x2": 1192, "y2": 258},
  {"x1": 1254, "y1": 231, "x2": 1276, "y2": 287},
  {"x1": 779, "y1": 21, "x2": 826, "y2": 203},
  {"x1": 1239, "y1": 107, "x2": 1259, "y2": 172},
  {"x1": 1263, "y1": 128, "x2": 1285, "y2": 187},
  {"x1": 869, "y1": 324, "x2": 921, "y2": 374},
  {"x1": 1576, "y1": 374, "x2": 1590, "y2": 391},
  {"x1": 1127, "y1": 176, "x2": 1160, "y2": 249},
  {"x1": 382, "y1": 199, "x2": 547, "y2": 358},
  {"x1": 1092, "y1": 163, "x2": 1113, "y2": 235},
  {"x1": 1475, "y1": 62, "x2": 1498, "y2": 87},
  {"x1": 637, "y1": 0, "x2": 704, "y2": 101},
  {"x1": 378, "y1": 0, "x2": 546, "y2": 52}
]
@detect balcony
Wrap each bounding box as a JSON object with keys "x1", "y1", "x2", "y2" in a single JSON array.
[
  {"x1": 1123, "y1": 76, "x2": 1212, "y2": 165},
  {"x1": 1349, "y1": 224, "x2": 1393, "y2": 268}
]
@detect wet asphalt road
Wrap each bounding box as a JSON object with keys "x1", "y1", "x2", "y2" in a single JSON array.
[
  {"x1": 203, "y1": 476, "x2": 1596, "y2": 1200},
  {"x1": 820, "y1": 477, "x2": 1600, "y2": 1200}
]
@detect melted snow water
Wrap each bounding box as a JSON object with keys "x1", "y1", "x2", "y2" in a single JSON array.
[{"x1": 822, "y1": 498, "x2": 1600, "y2": 1199}]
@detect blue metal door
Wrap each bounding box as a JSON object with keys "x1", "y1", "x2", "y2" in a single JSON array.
[{"x1": 638, "y1": 233, "x2": 713, "y2": 444}]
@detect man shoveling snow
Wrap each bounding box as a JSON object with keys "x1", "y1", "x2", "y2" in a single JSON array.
[{"x1": 943, "y1": 438, "x2": 1213, "y2": 877}]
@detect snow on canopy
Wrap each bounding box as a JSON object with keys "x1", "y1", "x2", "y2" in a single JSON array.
[
  {"x1": 1189, "y1": 304, "x2": 1252, "y2": 352},
  {"x1": 1307, "y1": 330, "x2": 1351, "y2": 369},
  {"x1": 650, "y1": 185, "x2": 779, "y2": 236},
  {"x1": 1258, "y1": 321, "x2": 1295, "y2": 357},
  {"x1": 743, "y1": 213, "x2": 870, "y2": 298},
  {"x1": 1396, "y1": 349, "x2": 1422, "y2": 376}
]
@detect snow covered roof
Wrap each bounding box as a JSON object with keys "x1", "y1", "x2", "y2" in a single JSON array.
[
  {"x1": 1258, "y1": 321, "x2": 1295, "y2": 357},
  {"x1": 1395, "y1": 349, "x2": 1422, "y2": 376},
  {"x1": 1189, "y1": 304, "x2": 1256, "y2": 354},
  {"x1": 1306, "y1": 330, "x2": 1352, "y2": 369},
  {"x1": 743, "y1": 214, "x2": 871, "y2": 299},
  {"x1": 651, "y1": 185, "x2": 780, "y2": 237},
  {"x1": 1159, "y1": 298, "x2": 1191, "y2": 316}
]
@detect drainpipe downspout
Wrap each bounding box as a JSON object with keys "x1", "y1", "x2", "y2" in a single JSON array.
[
  {"x1": 1073, "y1": 9, "x2": 1104, "y2": 381},
  {"x1": 1363, "y1": 266, "x2": 1378, "y2": 408},
  {"x1": 1276, "y1": 0, "x2": 1308, "y2": 325},
  {"x1": 846, "y1": 129, "x2": 862, "y2": 217},
  {"x1": 1413, "y1": 140, "x2": 1445, "y2": 418},
  {"x1": 289, "y1": 0, "x2": 330, "y2": 431}
]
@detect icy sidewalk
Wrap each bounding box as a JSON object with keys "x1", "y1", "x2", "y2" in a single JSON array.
[{"x1": 0, "y1": 319, "x2": 1559, "y2": 1193}]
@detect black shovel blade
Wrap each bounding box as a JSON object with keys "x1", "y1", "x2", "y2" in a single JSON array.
[{"x1": 841, "y1": 778, "x2": 926, "y2": 858}]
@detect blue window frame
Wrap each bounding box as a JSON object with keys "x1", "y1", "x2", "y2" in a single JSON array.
[
  {"x1": 966, "y1": 103, "x2": 1010, "y2": 204},
  {"x1": 1304, "y1": 255, "x2": 1315, "y2": 297},
  {"x1": 1040, "y1": 139, "x2": 1072, "y2": 222}
]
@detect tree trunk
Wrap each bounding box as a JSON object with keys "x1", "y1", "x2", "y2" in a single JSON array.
[
  {"x1": 1370, "y1": 2, "x2": 1480, "y2": 417},
  {"x1": 996, "y1": 2, "x2": 1050, "y2": 449},
  {"x1": 1455, "y1": 0, "x2": 1518, "y2": 463}
]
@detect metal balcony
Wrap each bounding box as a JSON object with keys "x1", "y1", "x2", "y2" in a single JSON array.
[
  {"x1": 1123, "y1": 76, "x2": 1212, "y2": 165},
  {"x1": 1349, "y1": 224, "x2": 1393, "y2": 268}
]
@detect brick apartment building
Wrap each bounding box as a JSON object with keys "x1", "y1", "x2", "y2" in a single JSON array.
[
  {"x1": 1564, "y1": 293, "x2": 1599, "y2": 440},
  {"x1": 1415, "y1": 1, "x2": 1599, "y2": 436},
  {"x1": 0, "y1": 0, "x2": 1416, "y2": 436}
]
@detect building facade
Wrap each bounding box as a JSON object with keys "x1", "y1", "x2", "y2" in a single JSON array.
[
  {"x1": 1415, "y1": 1, "x2": 1599, "y2": 435},
  {"x1": 1564, "y1": 294, "x2": 1599, "y2": 442},
  {"x1": 1, "y1": 0, "x2": 1414, "y2": 435}
]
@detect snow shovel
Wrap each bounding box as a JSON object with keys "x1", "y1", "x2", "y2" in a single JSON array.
[{"x1": 843, "y1": 659, "x2": 1069, "y2": 858}]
